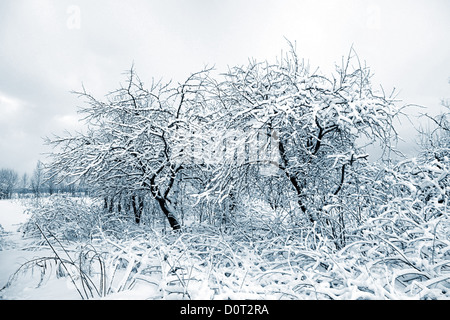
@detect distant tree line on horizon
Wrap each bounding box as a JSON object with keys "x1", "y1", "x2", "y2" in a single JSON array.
[{"x1": 0, "y1": 160, "x2": 87, "y2": 200}]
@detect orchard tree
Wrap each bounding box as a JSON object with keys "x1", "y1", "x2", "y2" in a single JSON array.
[
  {"x1": 47, "y1": 67, "x2": 212, "y2": 230},
  {"x1": 201, "y1": 44, "x2": 400, "y2": 233}
]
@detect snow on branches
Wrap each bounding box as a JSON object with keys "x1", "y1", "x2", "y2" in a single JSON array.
[{"x1": 46, "y1": 45, "x2": 401, "y2": 232}]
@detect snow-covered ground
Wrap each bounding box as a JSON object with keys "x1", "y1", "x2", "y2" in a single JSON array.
[
  {"x1": 0, "y1": 198, "x2": 227, "y2": 300},
  {"x1": 0, "y1": 200, "x2": 28, "y2": 233},
  {"x1": 1, "y1": 197, "x2": 450, "y2": 301},
  {"x1": 0, "y1": 200, "x2": 79, "y2": 299}
]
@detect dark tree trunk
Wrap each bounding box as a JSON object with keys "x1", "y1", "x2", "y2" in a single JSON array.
[
  {"x1": 131, "y1": 195, "x2": 144, "y2": 224},
  {"x1": 146, "y1": 165, "x2": 182, "y2": 231},
  {"x1": 104, "y1": 197, "x2": 114, "y2": 212},
  {"x1": 156, "y1": 196, "x2": 181, "y2": 230},
  {"x1": 278, "y1": 138, "x2": 314, "y2": 223}
]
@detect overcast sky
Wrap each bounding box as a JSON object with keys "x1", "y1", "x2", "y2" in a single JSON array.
[{"x1": 0, "y1": 0, "x2": 449, "y2": 175}]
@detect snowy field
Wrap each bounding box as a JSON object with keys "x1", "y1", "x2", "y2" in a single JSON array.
[
  {"x1": 0, "y1": 200, "x2": 80, "y2": 299},
  {"x1": 0, "y1": 202, "x2": 50, "y2": 298},
  {"x1": 1, "y1": 196, "x2": 449, "y2": 301}
]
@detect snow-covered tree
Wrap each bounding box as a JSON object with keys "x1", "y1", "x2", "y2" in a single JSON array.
[
  {"x1": 0, "y1": 168, "x2": 18, "y2": 199},
  {"x1": 200, "y1": 45, "x2": 400, "y2": 232},
  {"x1": 47, "y1": 67, "x2": 213, "y2": 230},
  {"x1": 30, "y1": 161, "x2": 46, "y2": 198},
  {"x1": 418, "y1": 100, "x2": 449, "y2": 165}
]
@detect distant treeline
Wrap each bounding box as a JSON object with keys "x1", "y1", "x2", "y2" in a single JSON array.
[{"x1": 0, "y1": 161, "x2": 88, "y2": 200}]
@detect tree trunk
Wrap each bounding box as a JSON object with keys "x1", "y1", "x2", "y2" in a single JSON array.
[
  {"x1": 278, "y1": 138, "x2": 314, "y2": 223},
  {"x1": 156, "y1": 196, "x2": 181, "y2": 230},
  {"x1": 146, "y1": 165, "x2": 182, "y2": 231},
  {"x1": 109, "y1": 197, "x2": 114, "y2": 213},
  {"x1": 131, "y1": 195, "x2": 144, "y2": 224}
]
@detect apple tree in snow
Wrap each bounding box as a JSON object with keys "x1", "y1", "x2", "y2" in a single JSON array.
[
  {"x1": 0, "y1": 168, "x2": 18, "y2": 199},
  {"x1": 47, "y1": 67, "x2": 213, "y2": 230},
  {"x1": 199, "y1": 46, "x2": 400, "y2": 244}
]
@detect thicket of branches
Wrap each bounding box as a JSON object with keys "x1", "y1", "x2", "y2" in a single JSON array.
[
  {"x1": 0, "y1": 160, "x2": 85, "y2": 200},
  {"x1": 41, "y1": 45, "x2": 448, "y2": 250}
]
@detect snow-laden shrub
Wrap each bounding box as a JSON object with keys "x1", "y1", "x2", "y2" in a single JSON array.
[
  {"x1": 90, "y1": 213, "x2": 448, "y2": 300},
  {"x1": 6, "y1": 191, "x2": 449, "y2": 300},
  {"x1": 20, "y1": 196, "x2": 98, "y2": 242},
  {"x1": 20, "y1": 195, "x2": 148, "y2": 243},
  {"x1": 325, "y1": 154, "x2": 450, "y2": 299}
]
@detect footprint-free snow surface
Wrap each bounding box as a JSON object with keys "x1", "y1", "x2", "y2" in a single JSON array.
[{"x1": 0, "y1": 200, "x2": 80, "y2": 299}]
